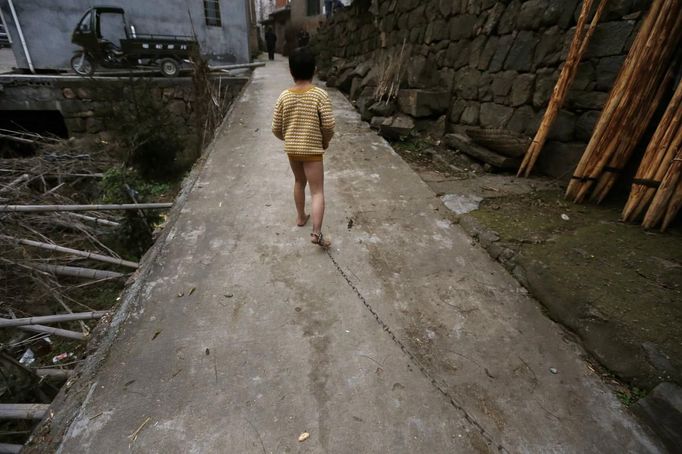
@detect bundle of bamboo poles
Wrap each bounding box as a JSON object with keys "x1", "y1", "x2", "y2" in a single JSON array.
[
  {"x1": 643, "y1": 148, "x2": 681, "y2": 230},
  {"x1": 622, "y1": 80, "x2": 682, "y2": 230},
  {"x1": 517, "y1": 0, "x2": 607, "y2": 177},
  {"x1": 566, "y1": 0, "x2": 682, "y2": 203}
]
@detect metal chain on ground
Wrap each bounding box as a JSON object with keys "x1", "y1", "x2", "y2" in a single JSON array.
[{"x1": 325, "y1": 249, "x2": 508, "y2": 453}]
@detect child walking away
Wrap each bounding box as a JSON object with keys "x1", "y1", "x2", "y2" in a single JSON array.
[{"x1": 272, "y1": 47, "x2": 336, "y2": 248}]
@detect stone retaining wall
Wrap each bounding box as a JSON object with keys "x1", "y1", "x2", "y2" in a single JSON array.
[
  {"x1": 0, "y1": 76, "x2": 247, "y2": 138},
  {"x1": 313, "y1": 0, "x2": 646, "y2": 179}
]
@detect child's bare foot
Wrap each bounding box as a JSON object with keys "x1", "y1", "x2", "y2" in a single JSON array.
[
  {"x1": 297, "y1": 214, "x2": 310, "y2": 227},
  {"x1": 311, "y1": 232, "x2": 331, "y2": 248}
]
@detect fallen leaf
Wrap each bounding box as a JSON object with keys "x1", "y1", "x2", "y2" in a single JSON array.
[{"x1": 298, "y1": 432, "x2": 310, "y2": 442}]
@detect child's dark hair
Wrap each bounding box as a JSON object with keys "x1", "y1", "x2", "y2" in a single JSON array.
[{"x1": 289, "y1": 47, "x2": 316, "y2": 81}]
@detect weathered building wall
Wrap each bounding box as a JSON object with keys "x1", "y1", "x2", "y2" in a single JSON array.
[
  {"x1": 290, "y1": 0, "x2": 326, "y2": 31},
  {"x1": 313, "y1": 0, "x2": 646, "y2": 179},
  {"x1": 1, "y1": 0, "x2": 251, "y2": 71}
]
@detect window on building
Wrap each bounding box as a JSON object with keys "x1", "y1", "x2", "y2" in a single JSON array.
[
  {"x1": 204, "y1": 0, "x2": 222, "y2": 27},
  {"x1": 307, "y1": 0, "x2": 320, "y2": 16}
]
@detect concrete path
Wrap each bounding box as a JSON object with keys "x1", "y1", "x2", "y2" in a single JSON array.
[{"x1": 58, "y1": 59, "x2": 662, "y2": 453}]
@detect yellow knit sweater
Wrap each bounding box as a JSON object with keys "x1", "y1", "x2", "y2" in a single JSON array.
[{"x1": 272, "y1": 86, "x2": 335, "y2": 159}]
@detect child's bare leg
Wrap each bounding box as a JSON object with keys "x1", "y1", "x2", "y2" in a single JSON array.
[
  {"x1": 303, "y1": 160, "x2": 325, "y2": 235},
  {"x1": 288, "y1": 159, "x2": 308, "y2": 225}
]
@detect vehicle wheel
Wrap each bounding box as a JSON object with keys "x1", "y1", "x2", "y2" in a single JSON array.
[
  {"x1": 159, "y1": 58, "x2": 180, "y2": 77},
  {"x1": 70, "y1": 52, "x2": 95, "y2": 76}
]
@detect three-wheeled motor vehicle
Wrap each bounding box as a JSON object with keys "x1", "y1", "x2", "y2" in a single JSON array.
[{"x1": 70, "y1": 7, "x2": 198, "y2": 77}]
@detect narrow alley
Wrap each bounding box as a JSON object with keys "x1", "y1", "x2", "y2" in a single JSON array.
[{"x1": 27, "y1": 58, "x2": 662, "y2": 453}]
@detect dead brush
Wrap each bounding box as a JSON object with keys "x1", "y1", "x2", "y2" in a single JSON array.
[
  {"x1": 373, "y1": 38, "x2": 407, "y2": 104},
  {"x1": 190, "y1": 51, "x2": 234, "y2": 150},
  {"x1": 0, "y1": 137, "x2": 128, "y2": 337}
]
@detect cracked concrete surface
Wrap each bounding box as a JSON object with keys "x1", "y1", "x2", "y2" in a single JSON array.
[{"x1": 55, "y1": 58, "x2": 662, "y2": 453}]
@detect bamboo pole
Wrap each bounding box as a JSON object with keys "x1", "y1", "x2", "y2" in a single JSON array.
[
  {"x1": 67, "y1": 212, "x2": 121, "y2": 227},
  {"x1": 582, "y1": 6, "x2": 682, "y2": 203},
  {"x1": 30, "y1": 264, "x2": 125, "y2": 280},
  {"x1": 34, "y1": 368, "x2": 74, "y2": 380},
  {"x1": 0, "y1": 404, "x2": 49, "y2": 420},
  {"x1": 590, "y1": 68, "x2": 673, "y2": 203},
  {"x1": 18, "y1": 324, "x2": 87, "y2": 341},
  {"x1": 45, "y1": 173, "x2": 105, "y2": 178},
  {"x1": 623, "y1": 80, "x2": 682, "y2": 221},
  {"x1": 643, "y1": 147, "x2": 682, "y2": 229},
  {"x1": 661, "y1": 179, "x2": 682, "y2": 231},
  {"x1": 209, "y1": 62, "x2": 266, "y2": 70},
  {"x1": 517, "y1": 0, "x2": 604, "y2": 177},
  {"x1": 0, "y1": 128, "x2": 59, "y2": 142},
  {"x1": 571, "y1": 1, "x2": 680, "y2": 203},
  {"x1": 631, "y1": 110, "x2": 682, "y2": 220},
  {"x1": 0, "y1": 173, "x2": 29, "y2": 194},
  {"x1": 0, "y1": 132, "x2": 35, "y2": 144},
  {"x1": 0, "y1": 235, "x2": 139, "y2": 269},
  {"x1": 565, "y1": 0, "x2": 667, "y2": 199},
  {"x1": 0, "y1": 311, "x2": 107, "y2": 328},
  {"x1": 0, "y1": 203, "x2": 172, "y2": 212}
]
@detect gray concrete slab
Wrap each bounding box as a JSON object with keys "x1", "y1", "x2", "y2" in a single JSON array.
[{"x1": 57, "y1": 59, "x2": 662, "y2": 453}]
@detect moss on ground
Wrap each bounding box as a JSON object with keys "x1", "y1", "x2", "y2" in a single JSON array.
[{"x1": 471, "y1": 188, "x2": 682, "y2": 388}]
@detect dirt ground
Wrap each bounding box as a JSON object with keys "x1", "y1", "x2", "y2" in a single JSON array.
[{"x1": 390, "y1": 138, "x2": 681, "y2": 397}]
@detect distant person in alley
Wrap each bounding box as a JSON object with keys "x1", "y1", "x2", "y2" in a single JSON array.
[
  {"x1": 272, "y1": 47, "x2": 336, "y2": 248},
  {"x1": 265, "y1": 27, "x2": 277, "y2": 61}
]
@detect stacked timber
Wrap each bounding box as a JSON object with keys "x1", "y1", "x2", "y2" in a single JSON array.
[
  {"x1": 622, "y1": 81, "x2": 682, "y2": 231},
  {"x1": 565, "y1": 0, "x2": 682, "y2": 204}
]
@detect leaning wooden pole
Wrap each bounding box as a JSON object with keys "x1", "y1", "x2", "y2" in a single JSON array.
[
  {"x1": 0, "y1": 203, "x2": 172, "y2": 212},
  {"x1": 643, "y1": 147, "x2": 682, "y2": 229},
  {"x1": 517, "y1": 0, "x2": 605, "y2": 177},
  {"x1": 590, "y1": 68, "x2": 674, "y2": 203},
  {"x1": 661, "y1": 179, "x2": 682, "y2": 231},
  {"x1": 622, "y1": 80, "x2": 682, "y2": 221},
  {"x1": 0, "y1": 235, "x2": 139, "y2": 269},
  {"x1": 0, "y1": 311, "x2": 107, "y2": 328},
  {"x1": 565, "y1": 0, "x2": 668, "y2": 200},
  {"x1": 572, "y1": 1, "x2": 679, "y2": 203}
]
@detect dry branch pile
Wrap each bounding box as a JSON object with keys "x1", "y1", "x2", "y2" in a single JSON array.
[
  {"x1": 0, "y1": 137, "x2": 137, "y2": 447},
  {"x1": 191, "y1": 52, "x2": 236, "y2": 149},
  {"x1": 0, "y1": 138, "x2": 127, "y2": 350},
  {"x1": 373, "y1": 39, "x2": 408, "y2": 103}
]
